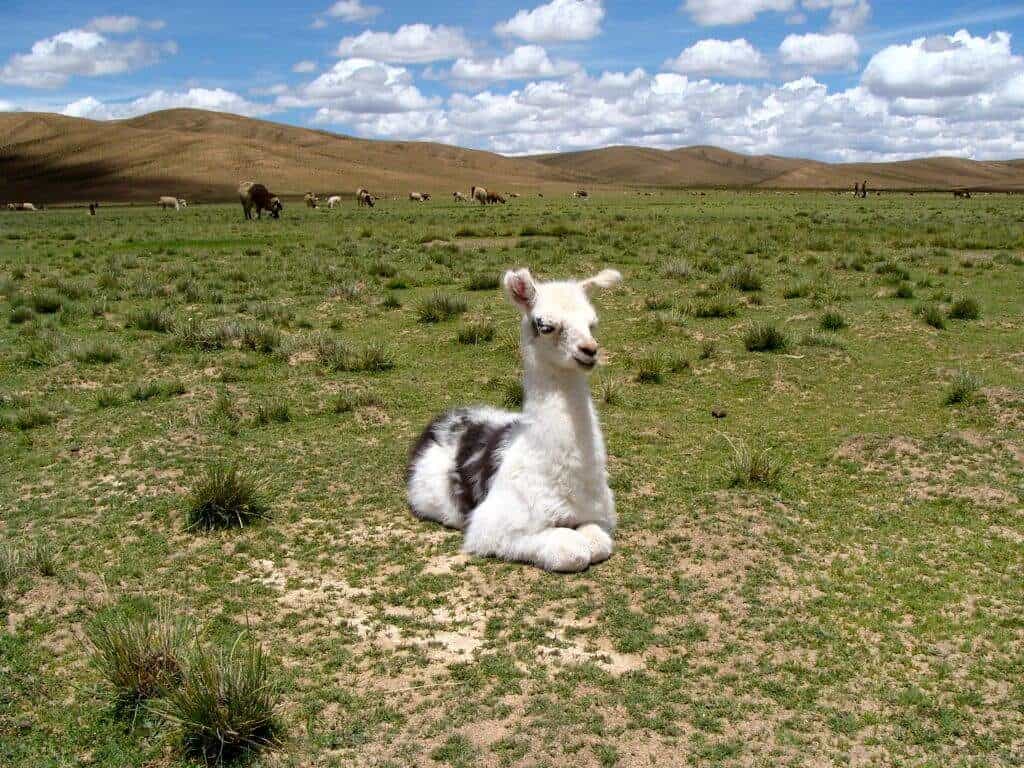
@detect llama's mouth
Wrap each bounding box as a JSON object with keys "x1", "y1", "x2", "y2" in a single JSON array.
[{"x1": 574, "y1": 356, "x2": 597, "y2": 370}]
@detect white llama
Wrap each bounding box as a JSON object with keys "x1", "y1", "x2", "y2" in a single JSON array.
[{"x1": 407, "y1": 267, "x2": 623, "y2": 572}]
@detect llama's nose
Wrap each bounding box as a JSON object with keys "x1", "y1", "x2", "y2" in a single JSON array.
[{"x1": 578, "y1": 342, "x2": 598, "y2": 359}]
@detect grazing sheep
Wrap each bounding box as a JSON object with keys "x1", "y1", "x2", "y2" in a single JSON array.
[
  {"x1": 159, "y1": 196, "x2": 181, "y2": 210},
  {"x1": 472, "y1": 186, "x2": 488, "y2": 205},
  {"x1": 10, "y1": 202, "x2": 38, "y2": 211},
  {"x1": 327, "y1": 195, "x2": 342, "y2": 209},
  {"x1": 953, "y1": 189, "x2": 972, "y2": 199},
  {"x1": 177, "y1": 198, "x2": 188, "y2": 209},
  {"x1": 238, "y1": 181, "x2": 283, "y2": 220},
  {"x1": 486, "y1": 191, "x2": 506, "y2": 204},
  {"x1": 409, "y1": 192, "x2": 431, "y2": 202},
  {"x1": 357, "y1": 190, "x2": 375, "y2": 207},
  {"x1": 453, "y1": 191, "x2": 467, "y2": 202},
  {"x1": 304, "y1": 193, "x2": 319, "y2": 209},
  {"x1": 408, "y1": 267, "x2": 623, "y2": 572},
  {"x1": 509, "y1": 193, "x2": 520, "y2": 198},
  {"x1": 573, "y1": 189, "x2": 589, "y2": 199}
]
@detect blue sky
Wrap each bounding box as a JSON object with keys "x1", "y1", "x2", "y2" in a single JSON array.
[{"x1": 2, "y1": 0, "x2": 1023, "y2": 160}]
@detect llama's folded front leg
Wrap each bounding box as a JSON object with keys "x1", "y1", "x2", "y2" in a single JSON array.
[
  {"x1": 575, "y1": 523, "x2": 614, "y2": 565},
  {"x1": 524, "y1": 527, "x2": 593, "y2": 572},
  {"x1": 464, "y1": 511, "x2": 592, "y2": 572}
]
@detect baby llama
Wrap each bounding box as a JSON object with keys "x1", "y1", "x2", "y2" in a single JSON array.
[{"x1": 408, "y1": 267, "x2": 623, "y2": 572}]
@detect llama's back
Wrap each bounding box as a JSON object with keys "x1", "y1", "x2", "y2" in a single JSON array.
[{"x1": 407, "y1": 407, "x2": 522, "y2": 529}]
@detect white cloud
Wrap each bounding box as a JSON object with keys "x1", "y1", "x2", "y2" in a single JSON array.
[
  {"x1": 62, "y1": 88, "x2": 273, "y2": 120},
  {"x1": 495, "y1": 0, "x2": 605, "y2": 43},
  {"x1": 293, "y1": 60, "x2": 318, "y2": 73},
  {"x1": 665, "y1": 39, "x2": 768, "y2": 78},
  {"x1": 85, "y1": 16, "x2": 165, "y2": 34},
  {"x1": 0, "y1": 26, "x2": 175, "y2": 88},
  {"x1": 683, "y1": 0, "x2": 795, "y2": 26},
  {"x1": 802, "y1": 0, "x2": 870, "y2": 32},
  {"x1": 0, "y1": 99, "x2": 18, "y2": 112},
  {"x1": 336, "y1": 24, "x2": 472, "y2": 63},
  {"x1": 863, "y1": 30, "x2": 1023, "y2": 99},
  {"x1": 779, "y1": 32, "x2": 859, "y2": 72},
  {"x1": 324, "y1": 1, "x2": 381, "y2": 23},
  {"x1": 318, "y1": 49, "x2": 1024, "y2": 162},
  {"x1": 280, "y1": 58, "x2": 439, "y2": 114},
  {"x1": 448, "y1": 46, "x2": 580, "y2": 83}
]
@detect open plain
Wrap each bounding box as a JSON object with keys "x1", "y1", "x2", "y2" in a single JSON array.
[{"x1": 1, "y1": 191, "x2": 1023, "y2": 766}]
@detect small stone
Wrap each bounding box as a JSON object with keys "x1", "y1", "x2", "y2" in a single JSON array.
[{"x1": 711, "y1": 408, "x2": 727, "y2": 419}]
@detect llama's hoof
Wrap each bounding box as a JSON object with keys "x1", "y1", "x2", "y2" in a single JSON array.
[
  {"x1": 577, "y1": 524, "x2": 614, "y2": 564},
  {"x1": 541, "y1": 529, "x2": 591, "y2": 573}
]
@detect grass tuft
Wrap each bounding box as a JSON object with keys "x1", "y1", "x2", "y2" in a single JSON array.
[
  {"x1": 87, "y1": 610, "x2": 188, "y2": 718},
  {"x1": 722, "y1": 435, "x2": 786, "y2": 488},
  {"x1": 457, "y1": 321, "x2": 496, "y2": 345},
  {"x1": 948, "y1": 297, "x2": 980, "y2": 320},
  {"x1": 417, "y1": 292, "x2": 468, "y2": 323},
  {"x1": 253, "y1": 401, "x2": 292, "y2": 425},
  {"x1": 916, "y1": 302, "x2": 946, "y2": 329},
  {"x1": 186, "y1": 463, "x2": 269, "y2": 531},
  {"x1": 819, "y1": 310, "x2": 847, "y2": 331},
  {"x1": 720, "y1": 263, "x2": 763, "y2": 292},
  {"x1": 127, "y1": 307, "x2": 175, "y2": 333},
  {"x1": 687, "y1": 294, "x2": 738, "y2": 318},
  {"x1": 74, "y1": 339, "x2": 121, "y2": 364},
  {"x1": 944, "y1": 371, "x2": 981, "y2": 405},
  {"x1": 328, "y1": 391, "x2": 383, "y2": 414},
  {"x1": 160, "y1": 637, "x2": 282, "y2": 764},
  {"x1": 465, "y1": 274, "x2": 500, "y2": 292},
  {"x1": 744, "y1": 323, "x2": 789, "y2": 352}
]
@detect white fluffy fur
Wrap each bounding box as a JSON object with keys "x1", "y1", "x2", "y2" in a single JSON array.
[{"x1": 408, "y1": 267, "x2": 622, "y2": 572}]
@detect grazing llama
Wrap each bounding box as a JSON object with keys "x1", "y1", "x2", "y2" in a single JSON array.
[{"x1": 408, "y1": 267, "x2": 623, "y2": 572}]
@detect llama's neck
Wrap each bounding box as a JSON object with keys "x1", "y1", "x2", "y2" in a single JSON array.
[{"x1": 520, "y1": 346, "x2": 604, "y2": 466}]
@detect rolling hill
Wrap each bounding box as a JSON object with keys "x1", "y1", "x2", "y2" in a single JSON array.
[{"x1": 2, "y1": 108, "x2": 1023, "y2": 203}]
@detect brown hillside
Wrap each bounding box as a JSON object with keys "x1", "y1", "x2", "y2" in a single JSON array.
[{"x1": 2, "y1": 108, "x2": 1023, "y2": 203}]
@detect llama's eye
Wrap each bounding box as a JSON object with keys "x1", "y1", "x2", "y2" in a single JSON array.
[{"x1": 533, "y1": 318, "x2": 556, "y2": 335}]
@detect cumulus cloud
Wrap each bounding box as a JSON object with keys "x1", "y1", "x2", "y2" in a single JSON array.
[
  {"x1": 0, "y1": 26, "x2": 176, "y2": 88},
  {"x1": 779, "y1": 32, "x2": 859, "y2": 72},
  {"x1": 862, "y1": 30, "x2": 1023, "y2": 99},
  {"x1": 495, "y1": 0, "x2": 605, "y2": 43},
  {"x1": 324, "y1": 0, "x2": 382, "y2": 22},
  {"x1": 683, "y1": 0, "x2": 795, "y2": 26},
  {"x1": 313, "y1": 48, "x2": 1024, "y2": 162},
  {"x1": 665, "y1": 39, "x2": 768, "y2": 78},
  {"x1": 62, "y1": 88, "x2": 273, "y2": 120},
  {"x1": 293, "y1": 60, "x2": 318, "y2": 73},
  {"x1": 280, "y1": 58, "x2": 439, "y2": 115},
  {"x1": 336, "y1": 24, "x2": 472, "y2": 63},
  {"x1": 448, "y1": 46, "x2": 580, "y2": 83},
  {"x1": 802, "y1": 0, "x2": 870, "y2": 32}
]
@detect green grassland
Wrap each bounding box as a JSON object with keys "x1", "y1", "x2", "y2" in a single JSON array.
[{"x1": 1, "y1": 192, "x2": 1022, "y2": 767}]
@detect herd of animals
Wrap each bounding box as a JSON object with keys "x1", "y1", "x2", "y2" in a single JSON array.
[{"x1": 3, "y1": 182, "x2": 989, "y2": 216}]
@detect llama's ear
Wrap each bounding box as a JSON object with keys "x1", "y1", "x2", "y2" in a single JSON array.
[
  {"x1": 503, "y1": 268, "x2": 537, "y2": 312},
  {"x1": 581, "y1": 269, "x2": 622, "y2": 294}
]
